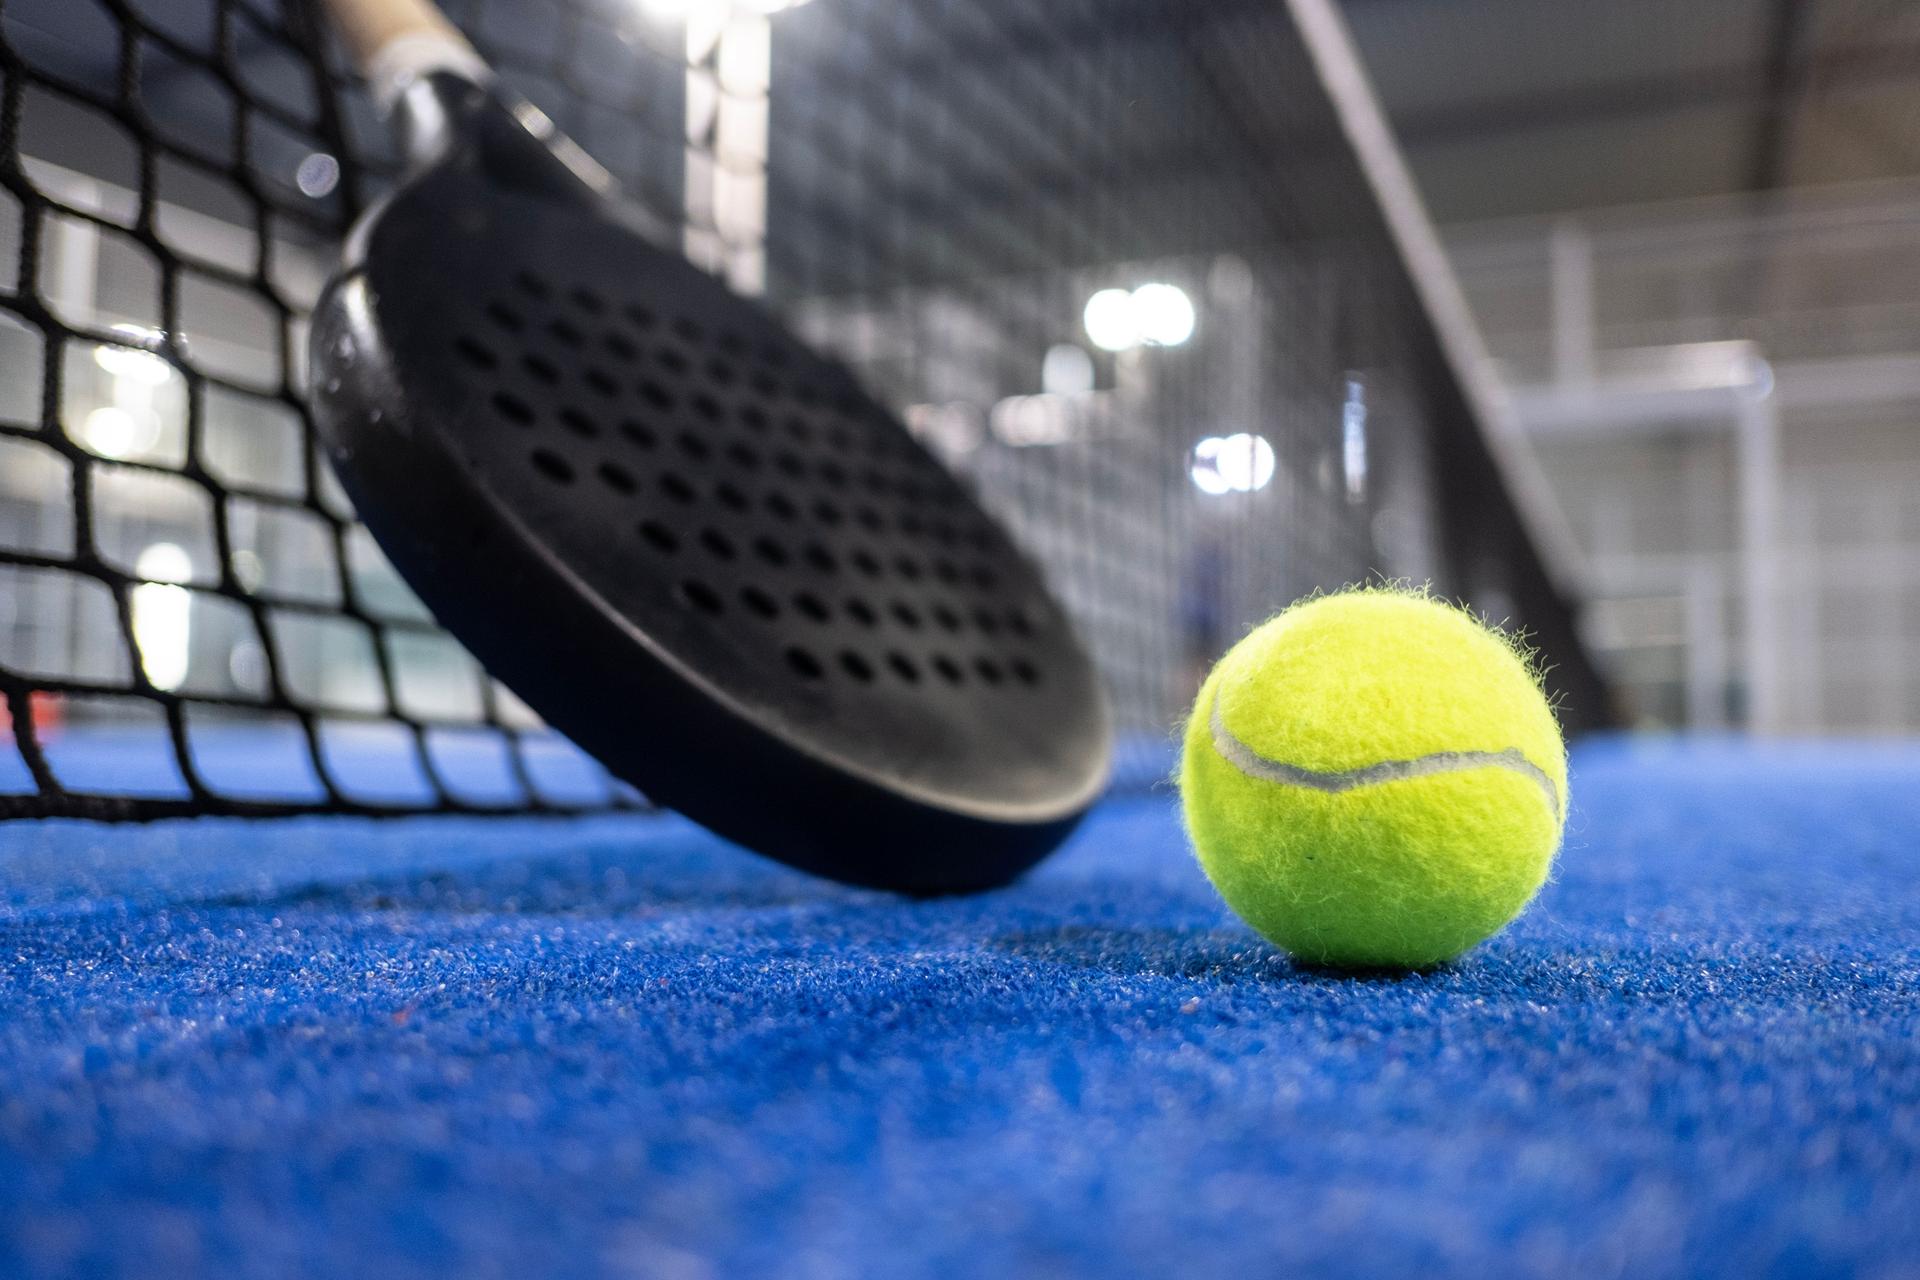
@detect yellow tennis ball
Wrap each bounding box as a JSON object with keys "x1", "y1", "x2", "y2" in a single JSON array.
[{"x1": 1180, "y1": 589, "x2": 1567, "y2": 969}]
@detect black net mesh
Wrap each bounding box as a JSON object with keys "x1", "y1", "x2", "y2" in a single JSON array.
[{"x1": 0, "y1": 0, "x2": 1605, "y2": 821}]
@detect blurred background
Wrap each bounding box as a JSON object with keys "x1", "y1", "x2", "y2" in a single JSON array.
[
  {"x1": 1364, "y1": 0, "x2": 1920, "y2": 737},
  {"x1": 0, "y1": 0, "x2": 1913, "y2": 818}
]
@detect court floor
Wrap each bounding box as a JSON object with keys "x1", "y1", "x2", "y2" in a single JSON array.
[{"x1": 2, "y1": 738, "x2": 1917, "y2": 1278}]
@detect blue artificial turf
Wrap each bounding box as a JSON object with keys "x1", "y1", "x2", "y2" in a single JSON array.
[{"x1": 2, "y1": 736, "x2": 1918, "y2": 1279}]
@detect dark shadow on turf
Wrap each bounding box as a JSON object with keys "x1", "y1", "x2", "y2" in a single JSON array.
[
  {"x1": 176, "y1": 838, "x2": 856, "y2": 920},
  {"x1": 987, "y1": 923, "x2": 1434, "y2": 985}
]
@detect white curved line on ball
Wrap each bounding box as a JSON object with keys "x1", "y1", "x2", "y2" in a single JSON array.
[{"x1": 1209, "y1": 691, "x2": 1561, "y2": 818}]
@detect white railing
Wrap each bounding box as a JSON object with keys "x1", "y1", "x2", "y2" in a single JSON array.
[{"x1": 1447, "y1": 179, "x2": 1920, "y2": 735}]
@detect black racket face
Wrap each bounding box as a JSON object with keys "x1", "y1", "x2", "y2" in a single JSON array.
[{"x1": 311, "y1": 138, "x2": 1110, "y2": 891}]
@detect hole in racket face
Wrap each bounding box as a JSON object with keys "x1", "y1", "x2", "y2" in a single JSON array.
[{"x1": 432, "y1": 259, "x2": 1067, "y2": 701}]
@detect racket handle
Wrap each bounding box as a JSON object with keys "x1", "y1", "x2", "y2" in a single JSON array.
[{"x1": 321, "y1": 0, "x2": 489, "y2": 108}]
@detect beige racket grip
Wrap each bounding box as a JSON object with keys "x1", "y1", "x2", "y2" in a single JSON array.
[{"x1": 320, "y1": 0, "x2": 489, "y2": 109}]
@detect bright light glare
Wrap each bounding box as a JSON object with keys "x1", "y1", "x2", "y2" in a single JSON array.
[
  {"x1": 717, "y1": 13, "x2": 772, "y2": 93},
  {"x1": 1084, "y1": 283, "x2": 1196, "y2": 352},
  {"x1": 1132, "y1": 282, "x2": 1195, "y2": 346},
  {"x1": 93, "y1": 334, "x2": 174, "y2": 385},
  {"x1": 1190, "y1": 433, "x2": 1275, "y2": 496},
  {"x1": 81, "y1": 406, "x2": 160, "y2": 459},
  {"x1": 1083, "y1": 288, "x2": 1137, "y2": 352},
  {"x1": 133, "y1": 543, "x2": 193, "y2": 692}
]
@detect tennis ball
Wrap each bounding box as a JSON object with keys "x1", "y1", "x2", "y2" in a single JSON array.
[{"x1": 1180, "y1": 589, "x2": 1566, "y2": 970}]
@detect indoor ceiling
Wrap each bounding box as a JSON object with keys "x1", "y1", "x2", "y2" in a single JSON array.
[{"x1": 1341, "y1": 0, "x2": 1920, "y2": 225}]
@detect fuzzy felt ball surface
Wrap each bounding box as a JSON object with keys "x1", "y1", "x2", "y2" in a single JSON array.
[{"x1": 1181, "y1": 589, "x2": 1567, "y2": 968}]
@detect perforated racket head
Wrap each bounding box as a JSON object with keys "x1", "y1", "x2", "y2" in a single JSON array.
[{"x1": 309, "y1": 76, "x2": 1110, "y2": 892}]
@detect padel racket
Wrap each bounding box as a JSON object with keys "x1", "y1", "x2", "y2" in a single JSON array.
[{"x1": 307, "y1": 0, "x2": 1111, "y2": 891}]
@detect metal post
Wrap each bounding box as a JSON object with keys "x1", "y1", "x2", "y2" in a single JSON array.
[
  {"x1": 1549, "y1": 218, "x2": 1595, "y2": 388},
  {"x1": 1736, "y1": 385, "x2": 1783, "y2": 734},
  {"x1": 1685, "y1": 566, "x2": 1726, "y2": 731}
]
